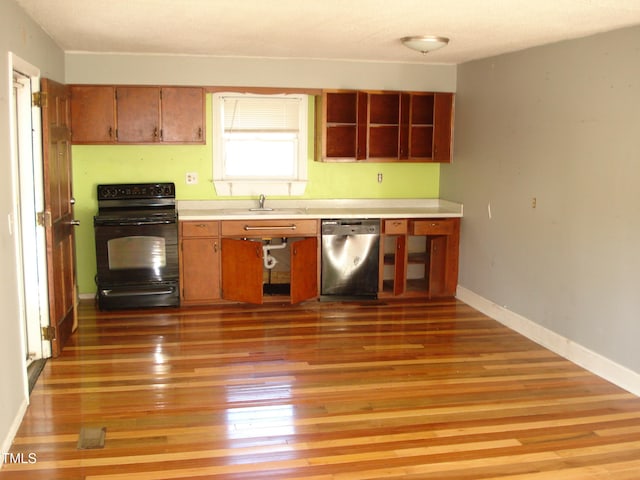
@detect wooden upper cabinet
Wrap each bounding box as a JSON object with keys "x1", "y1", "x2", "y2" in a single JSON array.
[
  {"x1": 161, "y1": 87, "x2": 205, "y2": 143},
  {"x1": 368, "y1": 92, "x2": 401, "y2": 160},
  {"x1": 433, "y1": 92, "x2": 454, "y2": 163},
  {"x1": 70, "y1": 85, "x2": 205, "y2": 145},
  {"x1": 321, "y1": 90, "x2": 367, "y2": 159},
  {"x1": 318, "y1": 89, "x2": 454, "y2": 163},
  {"x1": 70, "y1": 86, "x2": 116, "y2": 144},
  {"x1": 116, "y1": 86, "x2": 161, "y2": 143}
]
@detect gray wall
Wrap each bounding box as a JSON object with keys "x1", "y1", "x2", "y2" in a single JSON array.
[
  {"x1": 441, "y1": 25, "x2": 640, "y2": 374},
  {"x1": 65, "y1": 53, "x2": 457, "y2": 91},
  {"x1": 0, "y1": 0, "x2": 64, "y2": 453}
]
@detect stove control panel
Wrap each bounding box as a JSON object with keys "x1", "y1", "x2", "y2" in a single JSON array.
[{"x1": 97, "y1": 183, "x2": 175, "y2": 201}]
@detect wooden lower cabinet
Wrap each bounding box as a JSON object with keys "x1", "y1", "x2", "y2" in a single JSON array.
[
  {"x1": 179, "y1": 221, "x2": 221, "y2": 305},
  {"x1": 180, "y1": 216, "x2": 458, "y2": 305},
  {"x1": 221, "y1": 237, "x2": 318, "y2": 305},
  {"x1": 220, "y1": 218, "x2": 319, "y2": 305},
  {"x1": 380, "y1": 217, "x2": 460, "y2": 298}
]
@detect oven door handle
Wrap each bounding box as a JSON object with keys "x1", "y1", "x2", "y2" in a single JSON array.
[
  {"x1": 96, "y1": 219, "x2": 176, "y2": 226},
  {"x1": 101, "y1": 287, "x2": 176, "y2": 297}
]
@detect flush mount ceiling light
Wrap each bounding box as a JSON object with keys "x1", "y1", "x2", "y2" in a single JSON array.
[{"x1": 401, "y1": 35, "x2": 450, "y2": 54}]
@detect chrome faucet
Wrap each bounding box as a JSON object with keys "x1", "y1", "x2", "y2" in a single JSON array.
[{"x1": 250, "y1": 193, "x2": 272, "y2": 211}]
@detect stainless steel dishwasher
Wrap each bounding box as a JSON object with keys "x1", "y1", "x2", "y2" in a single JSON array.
[{"x1": 321, "y1": 219, "x2": 380, "y2": 299}]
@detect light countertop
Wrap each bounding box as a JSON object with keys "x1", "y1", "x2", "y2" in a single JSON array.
[{"x1": 178, "y1": 198, "x2": 463, "y2": 221}]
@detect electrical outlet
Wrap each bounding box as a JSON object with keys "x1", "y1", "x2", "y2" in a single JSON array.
[{"x1": 186, "y1": 172, "x2": 198, "y2": 185}]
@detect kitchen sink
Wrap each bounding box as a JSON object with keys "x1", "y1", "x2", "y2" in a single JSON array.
[{"x1": 222, "y1": 208, "x2": 307, "y2": 215}]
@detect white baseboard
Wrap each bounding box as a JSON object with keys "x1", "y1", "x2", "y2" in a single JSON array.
[
  {"x1": 1, "y1": 398, "x2": 29, "y2": 462},
  {"x1": 456, "y1": 286, "x2": 640, "y2": 397},
  {"x1": 78, "y1": 293, "x2": 94, "y2": 301}
]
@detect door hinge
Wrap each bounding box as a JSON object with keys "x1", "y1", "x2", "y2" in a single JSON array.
[
  {"x1": 41, "y1": 325, "x2": 56, "y2": 341},
  {"x1": 32, "y1": 91, "x2": 47, "y2": 108},
  {"x1": 36, "y1": 211, "x2": 52, "y2": 228}
]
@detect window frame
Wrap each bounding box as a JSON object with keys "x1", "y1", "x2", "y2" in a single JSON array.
[{"x1": 212, "y1": 92, "x2": 309, "y2": 196}]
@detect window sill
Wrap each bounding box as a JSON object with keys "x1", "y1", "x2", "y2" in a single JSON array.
[{"x1": 213, "y1": 180, "x2": 307, "y2": 197}]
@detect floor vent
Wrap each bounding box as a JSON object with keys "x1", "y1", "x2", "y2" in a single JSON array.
[{"x1": 77, "y1": 427, "x2": 106, "y2": 450}]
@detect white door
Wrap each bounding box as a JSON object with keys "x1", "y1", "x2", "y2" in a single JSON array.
[{"x1": 11, "y1": 56, "x2": 51, "y2": 368}]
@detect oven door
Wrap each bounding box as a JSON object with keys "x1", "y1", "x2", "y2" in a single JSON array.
[{"x1": 94, "y1": 220, "x2": 179, "y2": 308}]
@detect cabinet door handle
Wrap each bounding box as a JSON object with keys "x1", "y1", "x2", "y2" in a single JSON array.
[
  {"x1": 243, "y1": 225, "x2": 297, "y2": 231},
  {"x1": 213, "y1": 241, "x2": 218, "y2": 253}
]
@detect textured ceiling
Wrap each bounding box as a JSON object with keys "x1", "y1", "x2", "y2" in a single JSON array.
[{"x1": 14, "y1": 0, "x2": 640, "y2": 64}]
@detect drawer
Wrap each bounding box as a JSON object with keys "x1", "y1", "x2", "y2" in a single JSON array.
[
  {"x1": 221, "y1": 219, "x2": 318, "y2": 237},
  {"x1": 383, "y1": 219, "x2": 407, "y2": 234},
  {"x1": 410, "y1": 218, "x2": 457, "y2": 236},
  {"x1": 181, "y1": 221, "x2": 219, "y2": 237}
]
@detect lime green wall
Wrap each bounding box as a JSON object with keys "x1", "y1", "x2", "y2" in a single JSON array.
[{"x1": 72, "y1": 95, "x2": 440, "y2": 294}]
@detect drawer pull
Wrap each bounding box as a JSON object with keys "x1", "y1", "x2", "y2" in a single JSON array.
[{"x1": 243, "y1": 224, "x2": 297, "y2": 231}]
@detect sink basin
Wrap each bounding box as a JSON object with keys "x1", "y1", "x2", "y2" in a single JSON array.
[{"x1": 222, "y1": 208, "x2": 307, "y2": 215}]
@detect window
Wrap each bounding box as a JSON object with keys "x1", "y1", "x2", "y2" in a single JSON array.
[{"x1": 212, "y1": 93, "x2": 309, "y2": 196}]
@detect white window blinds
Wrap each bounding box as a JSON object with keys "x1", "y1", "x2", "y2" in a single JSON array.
[{"x1": 222, "y1": 96, "x2": 301, "y2": 131}]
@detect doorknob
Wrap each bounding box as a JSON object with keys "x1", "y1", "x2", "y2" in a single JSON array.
[
  {"x1": 70, "y1": 198, "x2": 76, "y2": 205},
  {"x1": 70, "y1": 220, "x2": 81, "y2": 226}
]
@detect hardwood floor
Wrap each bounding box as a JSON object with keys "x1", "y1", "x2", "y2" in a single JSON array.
[{"x1": 3, "y1": 298, "x2": 640, "y2": 479}]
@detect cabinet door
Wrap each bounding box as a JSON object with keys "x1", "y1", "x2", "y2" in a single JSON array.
[
  {"x1": 399, "y1": 93, "x2": 410, "y2": 159},
  {"x1": 427, "y1": 236, "x2": 447, "y2": 296},
  {"x1": 70, "y1": 86, "x2": 116, "y2": 144},
  {"x1": 116, "y1": 86, "x2": 160, "y2": 143},
  {"x1": 181, "y1": 237, "x2": 220, "y2": 302},
  {"x1": 393, "y1": 236, "x2": 407, "y2": 296},
  {"x1": 161, "y1": 87, "x2": 204, "y2": 143},
  {"x1": 221, "y1": 238, "x2": 263, "y2": 304},
  {"x1": 433, "y1": 92, "x2": 454, "y2": 163},
  {"x1": 290, "y1": 237, "x2": 318, "y2": 304}
]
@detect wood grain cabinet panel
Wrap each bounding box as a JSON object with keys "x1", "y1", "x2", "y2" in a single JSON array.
[
  {"x1": 221, "y1": 219, "x2": 319, "y2": 305},
  {"x1": 409, "y1": 218, "x2": 456, "y2": 235},
  {"x1": 180, "y1": 221, "x2": 221, "y2": 305},
  {"x1": 70, "y1": 85, "x2": 116, "y2": 144},
  {"x1": 433, "y1": 92, "x2": 454, "y2": 163},
  {"x1": 221, "y1": 219, "x2": 318, "y2": 237},
  {"x1": 383, "y1": 219, "x2": 408, "y2": 235},
  {"x1": 116, "y1": 86, "x2": 160, "y2": 143},
  {"x1": 70, "y1": 85, "x2": 205, "y2": 145},
  {"x1": 160, "y1": 87, "x2": 205, "y2": 143}
]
